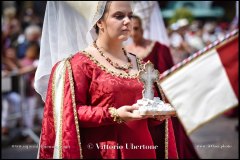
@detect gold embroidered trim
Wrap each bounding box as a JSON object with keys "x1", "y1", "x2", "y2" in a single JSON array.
[
  {"x1": 82, "y1": 51, "x2": 142, "y2": 79},
  {"x1": 165, "y1": 119, "x2": 168, "y2": 159},
  {"x1": 52, "y1": 67, "x2": 57, "y2": 132},
  {"x1": 66, "y1": 59, "x2": 83, "y2": 159},
  {"x1": 137, "y1": 58, "x2": 145, "y2": 70},
  {"x1": 59, "y1": 61, "x2": 67, "y2": 158}
]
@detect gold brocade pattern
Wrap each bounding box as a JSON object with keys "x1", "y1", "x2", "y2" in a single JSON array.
[{"x1": 66, "y1": 59, "x2": 83, "y2": 159}]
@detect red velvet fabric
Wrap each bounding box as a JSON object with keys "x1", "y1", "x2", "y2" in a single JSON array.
[
  {"x1": 39, "y1": 61, "x2": 81, "y2": 159},
  {"x1": 144, "y1": 42, "x2": 175, "y2": 74},
  {"x1": 39, "y1": 52, "x2": 178, "y2": 159},
  {"x1": 39, "y1": 62, "x2": 58, "y2": 159},
  {"x1": 144, "y1": 42, "x2": 199, "y2": 159}
]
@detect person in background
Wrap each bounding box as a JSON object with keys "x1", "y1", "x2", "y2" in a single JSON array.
[
  {"x1": 20, "y1": 42, "x2": 39, "y2": 139},
  {"x1": 126, "y1": 15, "x2": 174, "y2": 73},
  {"x1": 126, "y1": 15, "x2": 199, "y2": 159},
  {"x1": 2, "y1": 47, "x2": 22, "y2": 136},
  {"x1": 17, "y1": 25, "x2": 41, "y2": 59},
  {"x1": 2, "y1": 45, "x2": 38, "y2": 137}
]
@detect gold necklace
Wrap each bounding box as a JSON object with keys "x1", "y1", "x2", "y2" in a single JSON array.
[{"x1": 93, "y1": 41, "x2": 133, "y2": 74}]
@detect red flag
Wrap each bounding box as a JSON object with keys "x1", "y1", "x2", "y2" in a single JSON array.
[{"x1": 217, "y1": 36, "x2": 238, "y2": 98}]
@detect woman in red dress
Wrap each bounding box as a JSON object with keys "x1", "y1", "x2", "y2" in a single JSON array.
[
  {"x1": 36, "y1": 2, "x2": 178, "y2": 159},
  {"x1": 126, "y1": 15, "x2": 199, "y2": 159}
]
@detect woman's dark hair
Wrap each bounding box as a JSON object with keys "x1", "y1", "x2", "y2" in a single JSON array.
[
  {"x1": 95, "y1": 25, "x2": 100, "y2": 35},
  {"x1": 131, "y1": 15, "x2": 142, "y2": 28},
  {"x1": 26, "y1": 42, "x2": 40, "y2": 59}
]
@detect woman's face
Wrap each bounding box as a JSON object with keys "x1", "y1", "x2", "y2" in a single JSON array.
[
  {"x1": 99, "y1": 1, "x2": 133, "y2": 41},
  {"x1": 26, "y1": 45, "x2": 39, "y2": 60},
  {"x1": 5, "y1": 48, "x2": 17, "y2": 59},
  {"x1": 131, "y1": 18, "x2": 143, "y2": 42}
]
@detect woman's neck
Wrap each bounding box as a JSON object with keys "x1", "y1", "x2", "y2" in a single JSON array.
[
  {"x1": 96, "y1": 37, "x2": 123, "y2": 58},
  {"x1": 133, "y1": 38, "x2": 146, "y2": 46}
]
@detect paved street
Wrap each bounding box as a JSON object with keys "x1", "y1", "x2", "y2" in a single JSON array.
[
  {"x1": 1, "y1": 115, "x2": 238, "y2": 159},
  {"x1": 190, "y1": 115, "x2": 238, "y2": 159}
]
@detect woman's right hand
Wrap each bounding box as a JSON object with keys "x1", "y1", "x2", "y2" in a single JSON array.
[{"x1": 116, "y1": 105, "x2": 149, "y2": 122}]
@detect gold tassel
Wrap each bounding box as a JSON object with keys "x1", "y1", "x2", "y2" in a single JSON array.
[{"x1": 165, "y1": 119, "x2": 168, "y2": 159}]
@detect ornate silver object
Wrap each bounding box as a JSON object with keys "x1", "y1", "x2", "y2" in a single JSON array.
[{"x1": 138, "y1": 61, "x2": 159, "y2": 100}]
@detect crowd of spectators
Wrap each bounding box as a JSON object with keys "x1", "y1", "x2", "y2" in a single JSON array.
[
  {"x1": 2, "y1": 2, "x2": 45, "y2": 143},
  {"x1": 167, "y1": 18, "x2": 238, "y2": 64}
]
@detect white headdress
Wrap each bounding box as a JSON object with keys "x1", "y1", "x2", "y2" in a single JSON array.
[
  {"x1": 34, "y1": 1, "x2": 107, "y2": 101},
  {"x1": 133, "y1": 1, "x2": 170, "y2": 47}
]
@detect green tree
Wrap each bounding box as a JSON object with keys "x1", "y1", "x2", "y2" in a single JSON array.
[{"x1": 169, "y1": 8, "x2": 194, "y2": 26}]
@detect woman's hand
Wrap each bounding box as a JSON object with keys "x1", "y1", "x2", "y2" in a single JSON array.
[{"x1": 116, "y1": 105, "x2": 150, "y2": 122}]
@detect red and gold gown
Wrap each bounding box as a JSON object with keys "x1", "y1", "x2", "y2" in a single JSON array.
[
  {"x1": 38, "y1": 51, "x2": 178, "y2": 159},
  {"x1": 143, "y1": 41, "x2": 199, "y2": 159}
]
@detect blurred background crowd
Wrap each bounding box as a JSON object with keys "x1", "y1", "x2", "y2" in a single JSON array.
[
  {"x1": 1, "y1": 1, "x2": 238, "y2": 157},
  {"x1": 161, "y1": 1, "x2": 238, "y2": 64},
  {"x1": 2, "y1": 1, "x2": 46, "y2": 144}
]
